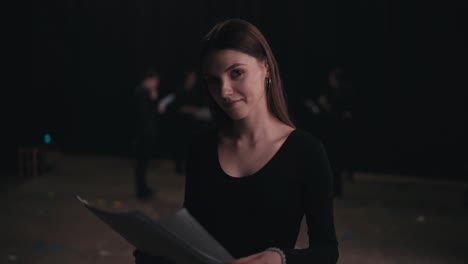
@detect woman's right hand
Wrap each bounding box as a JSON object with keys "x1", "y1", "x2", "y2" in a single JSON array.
[{"x1": 133, "y1": 249, "x2": 175, "y2": 264}]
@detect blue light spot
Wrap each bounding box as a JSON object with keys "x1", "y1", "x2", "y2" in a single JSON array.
[
  {"x1": 50, "y1": 244, "x2": 63, "y2": 252},
  {"x1": 33, "y1": 241, "x2": 46, "y2": 249},
  {"x1": 343, "y1": 231, "x2": 354, "y2": 239},
  {"x1": 44, "y1": 133, "x2": 52, "y2": 144}
]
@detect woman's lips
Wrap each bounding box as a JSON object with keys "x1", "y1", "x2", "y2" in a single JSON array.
[{"x1": 225, "y1": 99, "x2": 242, "y2": 107}]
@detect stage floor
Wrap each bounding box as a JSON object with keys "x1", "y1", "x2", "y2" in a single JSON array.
[{"x1": 1, "y1": 152, "x2": 467, "y2": 264}]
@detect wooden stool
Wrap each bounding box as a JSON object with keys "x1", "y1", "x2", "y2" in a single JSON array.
[{"x1": 17, "y1": 147, "x2": 46, "y2": 178}]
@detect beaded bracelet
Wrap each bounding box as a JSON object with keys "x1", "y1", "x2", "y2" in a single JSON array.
[{"x1": 266, "y1": 247, "x2": 286, "y2": 264}]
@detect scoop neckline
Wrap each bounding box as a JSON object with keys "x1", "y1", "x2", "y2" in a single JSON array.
[{"x1": 216, "y1": 129, "x2": 297, "y2": 180}]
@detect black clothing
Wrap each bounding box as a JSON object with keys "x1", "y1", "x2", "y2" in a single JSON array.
[
  {"x1": 134, "y1": 88, "x2": 158, "y2": 144},
  {"x1": 133, "y1": 87, "x2": 158, "y2": 198},
  {"x1": 134, "y1": 129, "x2": 339, "y2": 263},
  {"x1": 318, "y1": 85, "x2": 354, "y2": 197},
  {"x1": 166, "y1": 88, "x2": 210, "y2": 172},
  {"x1": 183, "y1": 129, "x2": 338, "y2": 263}
]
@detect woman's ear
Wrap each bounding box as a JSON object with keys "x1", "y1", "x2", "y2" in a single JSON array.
[{"x1": 263, "y1": 60, "x2": 270, "y2": 77}]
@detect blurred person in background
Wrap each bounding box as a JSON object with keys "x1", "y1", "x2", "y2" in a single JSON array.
[
  {"x1": 133, "y1": 68, "x2": 160, "y2": 200},
  {"x1": 316, "y1": 66, "x2": 354, "y2": 198},
  {"x1": 159, "y1": 69, "x2": 212, "y2": 174}
]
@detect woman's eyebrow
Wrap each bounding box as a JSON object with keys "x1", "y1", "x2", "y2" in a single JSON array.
[
  {"x1": 205, "y1": 63, "x2": 246, "y2": 78},
  {"x1": 224, "y1": 63, "x2": 245, "y2": 72}
]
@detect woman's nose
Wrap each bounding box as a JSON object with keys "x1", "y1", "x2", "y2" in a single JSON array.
[{"x1": 220, "y1": 82, "x2": 233, "y2": 98}]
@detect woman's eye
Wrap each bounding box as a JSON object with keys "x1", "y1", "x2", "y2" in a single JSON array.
[{"x1": 231, "y1": 69, "x2": 243, "y2": 78}]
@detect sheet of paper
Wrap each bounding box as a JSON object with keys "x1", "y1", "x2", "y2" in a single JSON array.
[
  {"x1": 159, "y1": 209, "x2": 234, "y2": 263},
  {"x1": 77, "y1": 196, "x2": 234, "y2": 264}
]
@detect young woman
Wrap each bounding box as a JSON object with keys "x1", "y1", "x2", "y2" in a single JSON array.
[{"x1": 135, "y1": 19, "x2": 339, "y2": 264}]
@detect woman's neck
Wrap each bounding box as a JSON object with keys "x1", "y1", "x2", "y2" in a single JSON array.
[{"x1": 221, "y1": 112, "x2": 285, "y2": 145}]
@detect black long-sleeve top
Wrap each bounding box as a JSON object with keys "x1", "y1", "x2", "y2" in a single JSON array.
[
  {"x1": 183, "y1": 129, "x2": 339, "y2": 264},
  {"x1": 134, "y1": 87, "x2": 158, "y2": 139}
]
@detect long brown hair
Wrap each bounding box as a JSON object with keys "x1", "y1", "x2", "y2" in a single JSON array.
[{"x1": 200, "y1": 19, "x2": 295, "y2": 129}]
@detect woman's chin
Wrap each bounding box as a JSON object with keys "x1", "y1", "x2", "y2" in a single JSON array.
[{"x1": 225, "y1": 110, "x2": 247, "y2": 121}]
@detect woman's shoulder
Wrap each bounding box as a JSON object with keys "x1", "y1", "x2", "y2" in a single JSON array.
[
  {"x1": 288, "y1": 129, "x2": 326, "y2": 153},
  {"x1": 288, "y1": 130, "x2": 331, "y2": 175}
]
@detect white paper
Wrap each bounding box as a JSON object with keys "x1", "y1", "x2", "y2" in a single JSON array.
[{"x1": 77, "y1": 196, "x2": 234, "y2": 264}]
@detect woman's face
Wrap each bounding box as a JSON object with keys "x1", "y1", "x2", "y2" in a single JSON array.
[{"x1": 203, "y1": 49, "x2": 269, "y2": 120}]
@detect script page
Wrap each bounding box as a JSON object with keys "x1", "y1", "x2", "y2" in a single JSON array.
[
  {"x1": 78, "y1": 196, "x2": 233, "y2": 264},
  {"x1": 159, "y1": 209, "x2": 234, "y2": 263}
]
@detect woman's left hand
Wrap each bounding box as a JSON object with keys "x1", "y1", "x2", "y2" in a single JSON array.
[{"x1": 227, "y1": 250, "x2": 282, "y2": 264}]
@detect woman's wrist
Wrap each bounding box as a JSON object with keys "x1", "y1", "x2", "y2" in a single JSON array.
[{"x1": 266, "y1": 247, "x2": 286, "y2": 264}]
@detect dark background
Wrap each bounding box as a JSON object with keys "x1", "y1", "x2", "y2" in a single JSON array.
[{"x1": 13, "y1": 0, "x2": 467, "y2": 179}]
